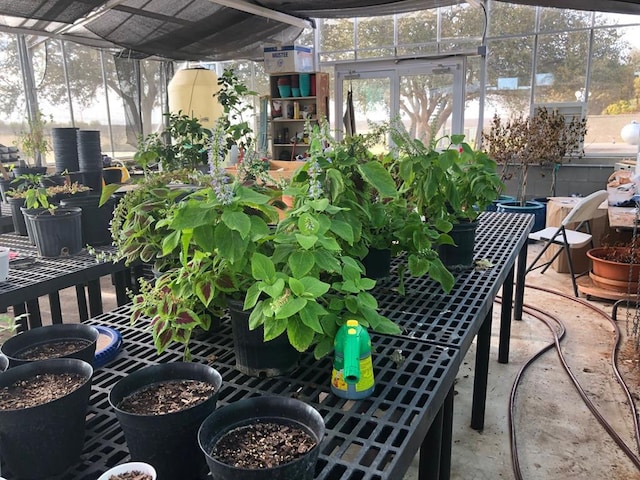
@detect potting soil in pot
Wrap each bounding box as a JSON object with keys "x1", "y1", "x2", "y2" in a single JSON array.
[
  {"x1": 212, "y1": 420, "x2": 317, "y2": 469},
  {"x1": 15, "y1": 339, "x2": 92, "y2": 361},
  {"x1": 108, "y1": 473, "x2": 153, "y2": 480},
  {"x1": 118, "y1": 380, "x2": 217, "y2": 415},
  {"x1": 0, "y1": 373, "x2": 85, "y2": 409}
]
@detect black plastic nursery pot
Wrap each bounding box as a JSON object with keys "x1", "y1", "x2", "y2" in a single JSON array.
[
  {"x1": 437, "y1": 219, "x2": 478, "y2": 270},
  {"x1": 60, "y1": 194, "x2": 117, "y2": 246},
  {"x1": 25, "y1": 206, "x2": 83, "y2": 257},
  {"x1": 21, "y1": 206, "x2": 47, "y2": 245},
  {"x1": 362, "y1": 247, "x2": 392, "y2": 279},
  {"x1": 0, "y1": 358, "x2": 93, "y2": 479},
  {"x1": 1, "y1": 323, "x2": 99, "y2": 368},
  {"x1": 198, "y1": 396, "x2": 325, "y2": 480},
  {"x1": 109, "y1": 362, "x2": 223, "y2": 480},
  {"x1": 228, "y1": 300, "x2": 300, "y2": 377},
  {"x1": 8, "y1": 196, "x2": 28, "y2": 235}
]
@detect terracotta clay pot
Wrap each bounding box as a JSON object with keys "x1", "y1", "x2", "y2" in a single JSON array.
[{"x1": 587, "y1": 247, "x2": 640, "y2": 292}]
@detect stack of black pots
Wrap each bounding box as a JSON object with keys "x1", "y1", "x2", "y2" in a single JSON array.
[
  {"x1": 51, "y1": 127, "x2": 80, "y2": 174},
  {"x1": 77, "y1": 130, "x2": 103, "y2": 194}
]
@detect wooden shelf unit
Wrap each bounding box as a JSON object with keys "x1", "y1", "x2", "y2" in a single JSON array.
[{"x1": 269, "y1": 72, "x2": 329, "y2": 162}]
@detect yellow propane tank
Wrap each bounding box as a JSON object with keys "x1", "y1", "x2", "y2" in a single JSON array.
[{"x1": 168, "y1": 68, "x2": 223, "y2": 129}]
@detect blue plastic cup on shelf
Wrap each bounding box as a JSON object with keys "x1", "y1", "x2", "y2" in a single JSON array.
[
  {"x1": 291, "y1": 87, "x2": 301, "y2": 97},
  {"x1": 299, "y1": 74, "x2": 311, "y2": 96},
  {"x1": 278, "y1": 85, "x2": 292, "y2": 98}
]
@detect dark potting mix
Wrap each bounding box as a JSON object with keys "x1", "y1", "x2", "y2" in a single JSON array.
[
  {"x1": 118, "y1": 379, "x2": 216, "y2": 415},
  {"x1": 16, "y1": 338, "x2": 92, "y2": 360},
  {"x1": 0, "y1": 373, "x2": 85, "y2": 409},
  {"x1": 108, "y1": 472, "x2": 152, "y2": 480},
  {"x1": 212, "y1": 420, "x2": 316, "y2": 469}
]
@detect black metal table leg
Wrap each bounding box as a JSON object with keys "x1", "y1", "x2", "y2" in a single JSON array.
[
  {"x1": 471, "y1": 306, "x2": 493, "y2": 431},
  {"x1": 87, "y1": 279, "x2": 103, "y2": 318},
  {"x1": 514, "y1": 241, "x2": 528, "y2": 321},
  {"x1": 420, "y1": 400, "x2": 444, "y2": 480},
  {"x1": 498, "y1": 265, "x2": 515, "y2": 364},
  {"x1": 439, "y1": 386, "x2": 454, "y2": 480},
  {"x1": 112, "y1": 270, "x2": 129, "y2": 306},
  {"x1": 75, "y1": 284, "x2": 89, "y2": 322},
  {"x1": 49, "y1": 291, "x2": 63, "y2": 324},
  {"x1": 25, "y1": 298, "x2": 42, "y2": 328}
]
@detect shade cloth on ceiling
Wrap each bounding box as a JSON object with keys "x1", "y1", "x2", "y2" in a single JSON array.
[{"x1": 0, "y1": 0, "x2": 639, "y2": 61}]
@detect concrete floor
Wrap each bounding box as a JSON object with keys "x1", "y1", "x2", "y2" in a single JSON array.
[{"x1": 19, "y1": 244, "x2": 640, "y2": 479}]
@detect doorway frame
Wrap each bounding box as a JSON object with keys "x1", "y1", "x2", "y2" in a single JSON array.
[{"x1": 334, "y1": 57, "x2": 467, "y2": 141}]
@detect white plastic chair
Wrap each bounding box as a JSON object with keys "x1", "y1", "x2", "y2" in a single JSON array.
[{"x1": 525, "y1": 190, "x2": 609, "y2": 297}]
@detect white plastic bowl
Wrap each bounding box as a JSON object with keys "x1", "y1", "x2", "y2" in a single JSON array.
[{"x1": 96, "y1": 462, "x2": 157, "y2": 480}]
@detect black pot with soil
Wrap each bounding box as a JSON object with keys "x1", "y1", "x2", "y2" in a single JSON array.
[
  {"x1": 228, "y1": 300, "x2": 300, "y2": 377},
  {"x1": 60, "y1": 194, "x2": 117, "y2": 246},
  {"x1": 198, "y1": 396, "x2": 325, "y2": 480},
  {"x1": 0, "y1": 358, "x2": 93, "y2": 479},
  {"x1": 109, "y1": 362, "x2": 223, "y2": 480},
  {"x1": 1, "y1": 323, "x2": 99, "y2": 368},
  {"x1": 437, "y1": 219, "x2": 478, "y2": 271},
  {"x1": 24, "y1": 206, "x2": 83, "y2": 257}
]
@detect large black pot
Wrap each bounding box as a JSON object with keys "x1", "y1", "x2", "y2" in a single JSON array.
[
  {"x1": 25, "y1": 207, "x2": 83, "y2": 257},
  {"x1": 0, "y1": 358, "x2": 93, "y2": 479},
  {"x1": 228, "y1": 300, "x2": 300, "y2": 377},
  {"x1": 60, "y1": 194, "x2": 117, "y2": 246},
  {"x1": 52, "y1": 127, "x2": 80, "y2": 173},
  {"x1": 1, "y1": 323, "x2": 99, "y2": 368},
  {"x1": 109, "y1": 362, "x2": 223, "y2": 480},
  {"x1": 437, "y1": 219, "x2": 478, "y2": 270},
  {"x1": 198, "y1": 396, "x2": 325, "y2": 480}
]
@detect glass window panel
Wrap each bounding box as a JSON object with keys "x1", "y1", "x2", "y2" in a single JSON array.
[
  {"x1": 357, "y1": 16, "x2": 394, "y2": 50},
  {"x1": 396, "y1": 45, "x2": 439, "y2": 57},
  {"x1": 586, "y1": 26, "x2": 639, "y2": 155},
  {"x1": 534, "y1": 31, "x2": 589, "y2": 105},
  {"x1": 539, "y1": 8, "x2": 593, "y2": 32},
  {"x1": 486, "y1": 36, "x2": 534, "y2": 117},
  {"x1": 594, "y1": 12, "x2": 640, "y2": 27},
  {"x1": 320, "y1": 18, "x2": 355, "y2": 54},
  {"x1": 440, "y1": 4, "x2": 483, "y2": 40},
  {"x1": 398, "y1": 11, "x2": 437, "y2": 44},
  {"x1": 101, "y1": 53, "x2": 133, "y2": 159},
  {"x1": 0, "y1": 32, "x2": 25, "y2": 157},
  {"x1": 487, "y1": 2, "x2": 535, "y2": 37},
  {"x1": 357, "y1": 48, "x2": 395, "y2": 59},
  {"x1": 465, "y1": 56, "x2": 481, "y2": 147}
]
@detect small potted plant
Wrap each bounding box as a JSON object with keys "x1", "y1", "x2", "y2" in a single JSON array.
[{"x1": 12, "y1": 111, "x2": 51, "y2": 174}]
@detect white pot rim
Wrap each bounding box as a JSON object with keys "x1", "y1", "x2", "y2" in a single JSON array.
[{"x1": 96, "y1": 462, "x2": 157, "y2": 480}]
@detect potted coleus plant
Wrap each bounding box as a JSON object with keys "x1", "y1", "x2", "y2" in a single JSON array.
[{"x1": 130, "y1": 122, "x2": 400, "y2": 373}]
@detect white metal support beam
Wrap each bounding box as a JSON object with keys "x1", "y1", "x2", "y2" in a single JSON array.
[{"x1": 205, "y1": 0, "x2": 314, "y2": 30}]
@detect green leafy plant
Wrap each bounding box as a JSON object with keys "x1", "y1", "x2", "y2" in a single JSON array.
[
  {"x1": 129, "y1": 126, "x2": 400, "y2": 360},
  {"x1": 214, "y1": 67, "x2": 258, "y2": 154},
  {"x1": 14, "y1": 112, "x2": 52, "y2": 165},
  {"x1": 105, "y1": 169, "x2": 210, "y2": 271},
  {"x1": 134, "y1": 112, "x2": 212, "y2": 171}
]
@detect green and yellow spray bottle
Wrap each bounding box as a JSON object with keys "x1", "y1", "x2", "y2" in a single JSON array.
[{"x1": 331, "y1": 319, "x2": 375, "y2": 399}]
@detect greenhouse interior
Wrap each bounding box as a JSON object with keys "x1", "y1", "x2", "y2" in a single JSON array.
[{"x1": 1, "y1": 0, "x2": 640, "y2": 479}]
